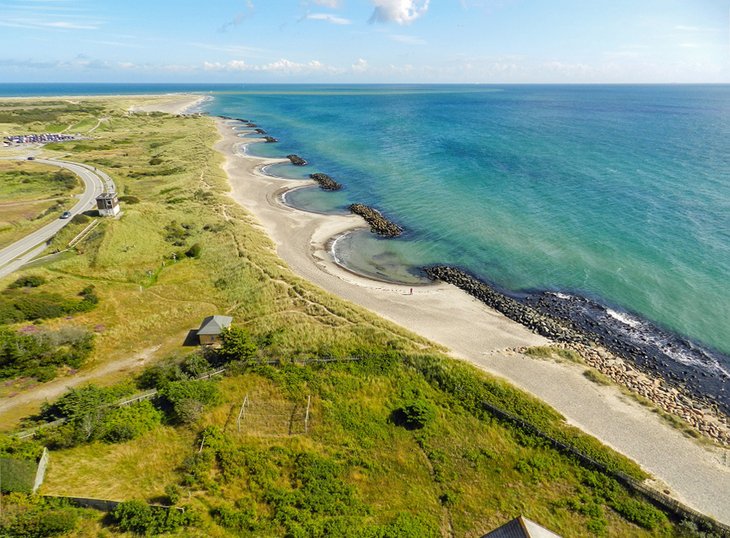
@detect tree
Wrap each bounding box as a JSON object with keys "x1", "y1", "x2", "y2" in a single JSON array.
[{"x1": 219, "y1": 327, "x2": 257, "y2": 364}]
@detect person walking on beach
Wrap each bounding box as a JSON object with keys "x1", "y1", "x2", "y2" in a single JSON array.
[{"x1": 409, "y1": 288, "x2": 413, "y2": 295}]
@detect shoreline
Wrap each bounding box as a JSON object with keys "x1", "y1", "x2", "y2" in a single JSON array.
[{"x1": 214, "y1": 117, "x2": 730, "y2": 523}]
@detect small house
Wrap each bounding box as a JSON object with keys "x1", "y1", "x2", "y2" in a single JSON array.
[
  {"x1": 197, "y1": 315, "x2": 233, "y2": 345},
  {"x1": 481, "y1": 516, "x2": 562, "y2": 538},
  {"x1": 96, "y1": 192, "x2": 120, "y2": 217}
]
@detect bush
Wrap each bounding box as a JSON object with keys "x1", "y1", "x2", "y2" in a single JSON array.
[
  {"x1": 8, "y1": 275, "x2": 46, "y2": 289},
  {"x1": 393, "y1": 398, "x2": 436, "y2": 430},
  {"x1": 70, "y1": 214, "x2": 90, "y2": 225},
  {"x1": 0, "y1": 326, "x2": 94, "y2": 381},
  {"x1": 113, "y1": 500, "x2": 197, "y2": 535},
  {"x1": 185, "y1": 242, "x2": 202, "y2": 258},
  {"x1": 98, "y1": 400, "x2": 163, "y2": 443},
  {"x1": 218, "y1": 326, "x2": 258, "y2": 364},
  {"x1": 159, "y1": 380, "x2": 221, "y2": 424}
]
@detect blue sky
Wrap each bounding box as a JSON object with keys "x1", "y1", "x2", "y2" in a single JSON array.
[{"x1": 0, "y1": 0, "x2": 728, "y2": 83}]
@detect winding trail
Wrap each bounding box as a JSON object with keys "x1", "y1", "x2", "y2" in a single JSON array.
[
  {"x1": 216, "y1": 119, "x2": 730, "y2": 525},
  {"x1": 0, "y1": 157, "x2": 113, "y2": 279}
]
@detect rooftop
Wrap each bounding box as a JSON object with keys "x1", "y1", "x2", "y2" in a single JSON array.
[{"x1": 197, "y1": 315, "x2": 233, "y2": 335}]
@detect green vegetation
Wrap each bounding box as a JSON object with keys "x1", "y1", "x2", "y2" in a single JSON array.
[
  {"x1": 0, "y1": 495, "x2": 84, "y2": 537},
  {"x1": 0, "y1": 326, "x2": 94, "y2": 381},
  {"x1": 0, "y1": 97, "x2": 709, "y2": 537},
  {"x1": 0, "y1": 160, "x2": 82, "y2": 249},
  {"x1": 584, "y1": 369, "x2": 613, "y2": 386},
  {"x1": 524, "y1": 345, "x2": 584, "y2": 363}
]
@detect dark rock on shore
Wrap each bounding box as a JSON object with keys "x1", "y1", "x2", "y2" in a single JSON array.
[
  {"x1": 425, "y1": 265, "x2": 730, "y2": 444},
  {"x1": 309, "y1": 173, "x2": 342, "y2": 191},
  {"x1": 349, "y1": 203, "x2": 403, "y2": 237},
  {"x1": 264, "y1": 136, "x2": 278, "y2": 143},
  {"x1": 245, "y1": 122, "x2": 257, "y2": 128},
  {"x1": 424, "y1": 266, "x2": 584, "y2": 344},
  {"x1": 254, "y1": 128, "x2": 267, "y2": 134},
  {"x1": 287, "y1": 154, "x2": 307, "y2": 166}
]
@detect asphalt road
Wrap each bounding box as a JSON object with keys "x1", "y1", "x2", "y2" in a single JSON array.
[{"x1": 0, "y1": 157, "x2": 113, "y2": 278}]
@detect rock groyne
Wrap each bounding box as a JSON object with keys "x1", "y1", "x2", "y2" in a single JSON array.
[
  {"x1": 263, "y1": 136, "x2": 278, "y2": 143},
  {"x1": 287, "y1": 154, "x2": 307, "y2": 166},
  {"x1": 425, "y1": 265, "x2": 730, "y2": 445},
  {"x1": 309, "y1": 173, "x2": 342, "y2": 191},
  {"x1": 349, "y1": 204, "x2": 403, "y2": 237}
]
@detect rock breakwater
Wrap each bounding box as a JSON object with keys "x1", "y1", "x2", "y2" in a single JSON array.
[
  {"x1": 264, "y1": 136, "x2": 278, "y2": 143},
  {"x1": 309, "y1": 173, "x2": 342, "y2": 191},
  {"x1": 425, "y1": 265, "x2": 730, "y2": 445},
  {"x1": 287, "y1": 154, "x2": 307, "y2": 166},
  {"x1": 349, "y1": 204, "x2": 403, "y2": 237}
]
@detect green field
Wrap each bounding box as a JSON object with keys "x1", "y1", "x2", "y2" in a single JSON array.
[
  {"x1": 0, "y1": 160, "x2": 82, "y2": 249},
  {"x1": 0, "y1": 97, "x2": 716, "y2": 537}
]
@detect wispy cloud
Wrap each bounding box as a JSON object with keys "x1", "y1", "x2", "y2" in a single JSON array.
[
  {"x1": 191, "y1": 42, "x2": 267, "y2": 56},
  {"x1": 305, "y1": 13, "x2": 352, "y2": 25},
  {"x1": 369, "y1": 0, "x2": 430, "y2": 25},
  {"x1": 675, "y1": 25, "x2": 721, "y2": 33},
  {"x1": 0, "y1": 19, "x2": 99, "y2": 30},
  {"x1": 219, "y1": 0, "x2": 255, "y2": 33}
]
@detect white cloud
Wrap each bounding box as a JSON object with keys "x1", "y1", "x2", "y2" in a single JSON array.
[
  {"x1": 0, "y1": 18, "x2": 99, "y2": 30},
  {"x1": 202, "y1": 58, "x2": 339, "y2": 75},
  {"x1": 352, "y1": 58, "x2": 369, "y2": 72},
  {"x1": 305, "y1": 13, "x2": 352, "y2": 25},
  {"x1": 389, "y1": 34, "x2": 426, "y2": 45},
  {"x1": 369, "y1": 0, "x2": 429, "y2": 25}
]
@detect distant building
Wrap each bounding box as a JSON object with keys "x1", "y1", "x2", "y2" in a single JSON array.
[
  {"x1": 96, "y1": 192, "x2": 120, "y2": 217},
  {"x1": 197, "y1": 315, "x2": 233, "y2": 345},
  {"x1": 481, "y1": 516, "x2": 562, "y2": 538}
]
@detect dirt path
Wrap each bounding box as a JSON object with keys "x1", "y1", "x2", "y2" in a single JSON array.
[{"x1": 0, "y1": 346, "x2": 159, "y2": 426}]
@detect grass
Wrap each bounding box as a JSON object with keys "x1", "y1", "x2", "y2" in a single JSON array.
[
  {"x1": 0, "y1": 160, "x2": 82, "y2": 249},
  {"x1": 0, "y1": 96, "x2": 703, "y2": 537},
  {"x1": 584, "y1": 369, "x2": 613, "y2": 386},
  {"x1": 524, "y1": 345, "x2": 584, "y2": 364}
]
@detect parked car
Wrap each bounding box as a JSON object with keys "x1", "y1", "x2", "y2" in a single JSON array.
[{"x1": 60, "y1": 211, "x2": 72, "y2": 219}]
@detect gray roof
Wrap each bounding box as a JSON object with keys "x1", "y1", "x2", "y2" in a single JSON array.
[
  {"x1": 481, "y1": 517, "x2": 562, "y2": 538},
  {"x1": 197, "y1": 315, "x2": 233, "y2": 335}
]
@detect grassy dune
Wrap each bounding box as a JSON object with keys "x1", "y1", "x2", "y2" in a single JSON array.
[
  {"x1": 0, "y1": 160, "x2": 82, "y2": 248},
  {"x1": 0, "y1": 98, "x2": 699, "y2": 537}
]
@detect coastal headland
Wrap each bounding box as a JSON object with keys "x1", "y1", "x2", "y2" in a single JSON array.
[{"x1": 216, "y1": 117, "x2": 730, "y2": 523}]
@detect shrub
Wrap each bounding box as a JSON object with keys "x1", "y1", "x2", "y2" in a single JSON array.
[
  {"x1": 70, "y1": 214, "x2": 90, "y2": 225},
  {"x1": 218, "y1": 326, "x2": 258, "y2": 364},
  {"x1": 118, "y1": 195, "x2": 140, "y2": 204},
  {"x1": 393, "y1": 398, "x2": 436, "y2": 430},
  {"x1": 112, "y1": 500, "x2": 197, "y2": 535},
  {"x1": 185, "y1": 242, "x2": 202, "y2": 259},
  {"x1": 8, "y1": 275, "x2": 46, "y2": 289},
  {"x1": 159, "y1": 380, "x2": 221, "y2": 424},
  {"x1": 98, "y1": 400, "x2": 163, "y2": 443}
]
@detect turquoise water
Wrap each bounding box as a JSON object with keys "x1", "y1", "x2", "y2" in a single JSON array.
[
  {"x1": 1, "y1": 83, "x2": 726, "y2": 361},
  {"x1": 211, "y1": 85, "x2": 730, "y2": 359}
]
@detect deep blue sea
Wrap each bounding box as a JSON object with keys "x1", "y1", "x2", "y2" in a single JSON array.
[{"x1": 3, "y1": 83, "x2": 729, "y2": 397}]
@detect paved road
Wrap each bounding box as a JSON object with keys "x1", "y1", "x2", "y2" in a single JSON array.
[{"x1": 0, "y1": 158, "x2": 113, "y2": 278}]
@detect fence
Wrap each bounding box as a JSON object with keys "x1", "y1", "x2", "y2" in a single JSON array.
[
  {"x1": 42, "y1": 495, "x2": 184, "y2": 513},
  {"x1": 479, "y1": 400, "x2": 730, "y2": 536},
  {"x1": 0, "y1": 448, "x2": 49, "y2": 494}
]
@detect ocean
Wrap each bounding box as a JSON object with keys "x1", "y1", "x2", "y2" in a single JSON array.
[{"x1": 3, "y1": 83, "x2": 729, "y2": 406}]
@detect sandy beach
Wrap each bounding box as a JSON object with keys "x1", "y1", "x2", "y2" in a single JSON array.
[{"x1": 215, "y1": 119, "x2": 730, "y2": 524}]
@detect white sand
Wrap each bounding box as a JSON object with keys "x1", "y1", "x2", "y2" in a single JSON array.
[
  {"x1": 215, "y1": 119, "x2": 730, "y2": 524},
  {"x1": 128, "y1": 94, "x2": 207, "y2": 115}
]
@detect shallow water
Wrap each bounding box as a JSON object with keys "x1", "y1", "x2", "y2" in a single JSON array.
[{"x1": 208, "y1": 85, "x2": 730, "y2": 365}]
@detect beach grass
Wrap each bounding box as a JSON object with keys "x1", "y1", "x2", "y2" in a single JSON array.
[
  {"x1": 0, "y1": 96, "x2": 701, "y2": 536},
  {"x1": 0, "y1": 160, "x2": 82, "y2": 249}
]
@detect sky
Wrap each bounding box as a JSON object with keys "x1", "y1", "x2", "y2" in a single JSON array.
[{"x1": 0, "y1": 0, "x2": 728, "y2": 83}]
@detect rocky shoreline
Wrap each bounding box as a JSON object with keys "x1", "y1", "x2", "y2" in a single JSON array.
[
  {"x1": 263, "y1": 136, "x2": 278, "y2": 143},
  {"x1": 309, "y1": 173, "x2": 342, "y2": 191},
  {"x1": 425, "y1": 265, "x2": 730, "y2": 445},
  {"x1": 349, "y1": 203, "x2": 404, "y2": 238}
]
